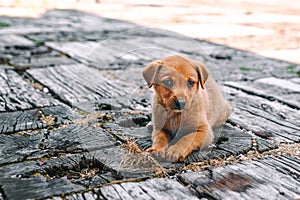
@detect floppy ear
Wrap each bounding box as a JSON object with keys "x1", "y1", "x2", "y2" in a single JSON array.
[
  {"x1": 142, "y1": 61, "x2": 162, "y2": 88},
  {"x1": 195, "y1": 63, "x2": 209, "y2": 89}
]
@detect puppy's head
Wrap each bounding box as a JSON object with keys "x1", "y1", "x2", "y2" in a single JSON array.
[{"x1": 142, "y1": 55, "x2": 209, "y2": 111}]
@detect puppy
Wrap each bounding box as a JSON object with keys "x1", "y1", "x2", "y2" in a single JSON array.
[{"x1": 142, "y1": 55, "x2": 230, "y2": 162}]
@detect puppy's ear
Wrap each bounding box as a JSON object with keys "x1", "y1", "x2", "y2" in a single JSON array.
[
  {"x1": 142, "y1": 61, "x2": 162, "y2": 88},
  {"x1": 195, "y1": 63, "x2": 209, "y2": 89}
]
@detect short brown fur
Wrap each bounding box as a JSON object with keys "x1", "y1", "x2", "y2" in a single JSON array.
[{"x1": 142, "y1": 55, "x2": 231, "y2": 162}]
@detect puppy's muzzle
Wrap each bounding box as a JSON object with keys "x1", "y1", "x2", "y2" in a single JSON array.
[{"x1": 173, "y1": 98, "x2": 186, "y2": 110}]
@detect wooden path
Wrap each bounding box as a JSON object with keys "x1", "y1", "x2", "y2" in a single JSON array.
[{"x1": 0, "y1": 10, "x2": 299, "y2": 200}]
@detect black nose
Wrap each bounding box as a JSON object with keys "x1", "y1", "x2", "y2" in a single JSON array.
[{"x1": 174, "y1": 99, "x2": 186, "y2": 110}]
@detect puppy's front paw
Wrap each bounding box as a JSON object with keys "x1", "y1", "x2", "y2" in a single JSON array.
[
  {"x1": 166, "y1": 145, "x2": 188, "y2": 162},
  {"x1": 146, "y1": 145, "x2": 167, "y2": 158}
]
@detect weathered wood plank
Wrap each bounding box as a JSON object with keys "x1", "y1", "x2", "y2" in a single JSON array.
[
  {"x1": 117, "y1": 182, "x2": 153, "y2": 200},
  {"x1": 178, "y1": 155, "x2": 300, "y2": 200},
  {"x1": 0, "y1": 69, "x2": 60, "y2": 112},
  {"x1": 186, "y1": 125, "x2": 274, "y2": 163},
  {"x1": 0, "y1": 160, "x2": 85, "y2": 200},
  {"x1": 0, "y1": 124, "x2": 116, "y2": 166},
  {"x1": 26, "y1": 26, "x2": 170, "y2": 44},
  {"x1": 225, "y1": 77, "x2": 300, "y2": 109},
  {"x1": 0, "y1": 133, "x2": 42, "y2": 166},
  {"x1": 35, "y1": 154, "x2": 119, "y2": 188},
  {"x1": 46, "y1": 39, "x2": 173, "y2": 70},
  {"x1": 0, "y1": 124, "x2": 125, "y2": 199},
  {"x1": 26, "y1": 64, "x2": 146, "y2": 111},
  {"x1": 103, "y1": 112, "x2": 151, "y2": 140},
  {"x1": 259, "y1": 155, "x2": 300, "y2": 179},
  {"x1": 0, "y1": 34, "x2": 35, "y2": 47},
  {"x1": 0, "y1": 45, "x2": 76, "y2": 68},
  {"x1": 45, "y1": 125, "x2": 154, "y2": 179},
  {"x1": 0, "y1": 64, "x2": 12, "y2": 69},
  {"x1": 0, "y1": 176, "x2": 84, "y2": 200},
  {"x1": 51, "y1": 125, "x2": 115, "y2": 156},
  {"x1": 46, "y1": 30, "x2": 235, "y2": 72},
  {"x1": 82, "y1": 191, "x2": 98, "y2": 200},
  {"x1": 98, "y1": 178, "x2": 198, "y2": 200},
  {"x1": 10, "y1": 56, "x2": 77, "y2": 68},
  {"x1": 65, "y1": 193, "x2": 85, "y2": 200},
  {"x1": 0, "y1": 105, "x2": 81, "y2": 134},
  {"x1": 225, "y1": 86, "x2": 300, "y2": 142}
]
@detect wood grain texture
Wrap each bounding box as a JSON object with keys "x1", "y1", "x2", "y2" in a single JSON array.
[
  {"x1": 0, "y1": 105, "x2": 81, "y2": 134},
  {"x1": 27, "y1": 64, "x2": 130, "y2": 106},
  {"x1": 178, "y1": 155, "x2": 300, "y2": 200},
  {"x1": 225, "y1": 86, "x2": 300, "y2": 142},
  {"x1": 99, "y1": 178, "x2": 198, "y2": 200},
  {"x1": 0, "y1": 69, "x2": 60, "y2": 112}
]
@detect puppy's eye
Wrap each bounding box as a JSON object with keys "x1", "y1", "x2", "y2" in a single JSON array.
[
  {"x1": 163, "y1": 79, "x2": 173, "y2": 88},
  {"x1": 187, "y1": 80, "x2": 195, "y2": 88}
]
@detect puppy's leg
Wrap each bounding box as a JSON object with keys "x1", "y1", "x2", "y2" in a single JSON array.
[
  {"x1": 146, "y1": 130, "x2": 170, "y2": 157},
  {"x1": 166, "y1": 125, "x2": 213, "y2": 162}
]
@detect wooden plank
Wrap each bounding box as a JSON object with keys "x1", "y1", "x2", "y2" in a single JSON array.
[
  {"x1": 46, "y1": 29, "x2": 199, "y2": 70},
  {"x1": 255, "y1": 138, "x2": 278, "y2": 153},
  {"x1": 65, "y1": 193, "x2": 85, "y2": 200},
  {"x1": 0, "y1": 34, "x2": 34, "y2": 47},
  {"x1": 0, "y1": 105, "x2": 81, "y2": 134},
  {"x1": 225, "y1": 77, "x2": 300, "y2": 109},
  {"x1": 46, "y1": 125, "x2": 155, "y2": 179},
  {"x1": 0, "y1": 64, "x2": 12, "y2": 69},
  {"x1": 10, "y1": 56, "x2": 77, "y2": 68},
  {"x1": 98, "y1": 178, "x2": 198, "y2": 200},
  {"x1": 0, "y1": 124, "x2": 115, "y2": 166},
  {"x1": 185, "y1": 125, "x2": 273, "y2": 163},
  {"x1": 0, "y1": 160, "x2": 85, "y2": 200},
  {"x1": 0, "y1": 45, "x2": 76, "y2": 68},
  {"x1": 0, "y1": 124, "x2": 124, "y2": 199},
  {"x1": 0, "y1": 133, "x2": 42, "y2": 166},
  {"x1": 220, "y1": 58, "x2": 300, "y2": 82},
  {"x1": 31, "y1": 153, "x2": 118, "y2": 187},
  {"x1": 259, "y1": 155, "x2": 300, "y2": 179},
  {"x1": 82, "y1": 191, "x2": 98, "y2": 200},
  {"x1": 118, "y1": 182, "x2": 153, "y2": 200},
  {"x1": 27, "y1": 64, "x2": 130, "y2": 106},
  {"x1": 99, "y1": 183, "x2": 123, "y2": 200},
  {"x1": 178, "y1": 155, "x2": 300, "y2": 200},
  {"x1": 225, "y1": 86, "x2": 300, "y2": 142},
  {"x1": 26, "y1": 65, "x2": 151, "y2": 112},
  {"x1": 0, "y1": 69, "x2": 60, "y2": 112},
  {"x1": 103, "y1": 112, "x2": 151, "y2": 140},
  {"x1": 46, "y1": 41, "x2": 155, "y2": 70},
  {"x1": 46, "y1": 125, "x2": 117, "y2": 153},
  {"x1": 0, "y1": 176, "x2": 85, "y2": 200}
]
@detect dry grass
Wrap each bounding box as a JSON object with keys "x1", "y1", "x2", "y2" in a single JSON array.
[
  {"x1": 73, "y1": 113, "x2": 113, "y2": 126},
  {"x1": 120, "y1": 138, "x2": 169, "y2": 178},
  {"x1": 40, "y1": 113, "x2": 56, "y2": 126}
]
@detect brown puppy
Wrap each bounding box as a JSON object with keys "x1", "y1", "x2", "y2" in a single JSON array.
[{"x1": 142, "y1": 55, "x2": 230, "y2": 162}]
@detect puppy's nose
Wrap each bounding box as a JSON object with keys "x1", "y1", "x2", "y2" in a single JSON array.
[{"x1": 174, "y1": 98, "x2": 186, "y2": 110}]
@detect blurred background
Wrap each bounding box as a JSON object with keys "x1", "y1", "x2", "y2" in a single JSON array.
[{"x1": 1, "y1": 0, "x2": 300, "y2": 63}]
